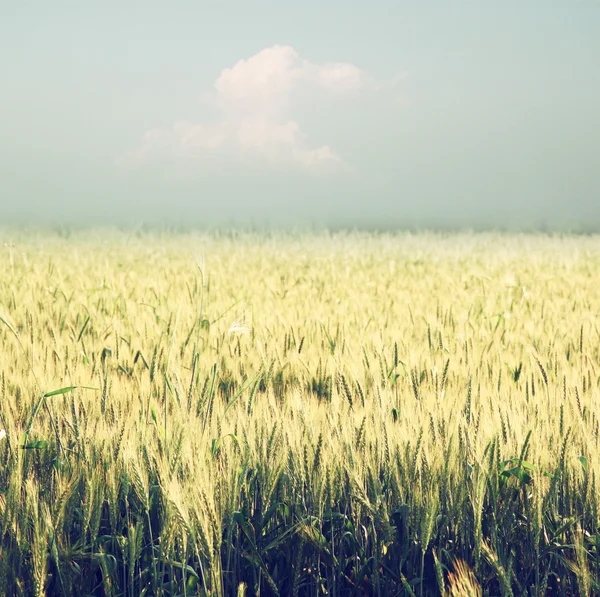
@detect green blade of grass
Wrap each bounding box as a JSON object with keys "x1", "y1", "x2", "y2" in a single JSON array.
[{"x1": 44, "y1": 385, "x2": 99, "y2": 397}]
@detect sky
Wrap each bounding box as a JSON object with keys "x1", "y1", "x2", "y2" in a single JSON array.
[{"x1": 1, "y1": 0, "x2": 599, "y2": 230}]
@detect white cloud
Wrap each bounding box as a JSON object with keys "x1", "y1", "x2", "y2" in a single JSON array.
[
  {"x1": 317, "y1": 63, "x2": 363, "y2": 92},
  {"x1": 215, "y1": 45, "x2": 301, "y2": 108},
  {"x1": 122, "y1": 45, "x2": 364, "y2": 172}
]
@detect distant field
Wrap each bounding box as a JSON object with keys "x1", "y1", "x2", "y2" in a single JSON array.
[{"x1": 1, "y1": 230, "x2": 599, "y2": 596}]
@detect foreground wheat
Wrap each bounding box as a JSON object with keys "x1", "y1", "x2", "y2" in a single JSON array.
[{"x1": 0, "y1": 229, "x2": 599, "y2": 596}]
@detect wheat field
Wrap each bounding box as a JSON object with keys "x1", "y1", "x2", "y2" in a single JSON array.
[{"x1": 0, "y1": 229, "x2": 599, "y2": 596}]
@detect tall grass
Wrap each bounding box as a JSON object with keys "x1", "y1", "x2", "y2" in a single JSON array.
[{"x1": 0, "y1": 229, "x2": 599, "y2": 596}]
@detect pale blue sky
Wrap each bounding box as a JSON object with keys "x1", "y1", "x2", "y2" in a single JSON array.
[{"x1": 2, "y1": 0, "x2": 599, "y2": 229}]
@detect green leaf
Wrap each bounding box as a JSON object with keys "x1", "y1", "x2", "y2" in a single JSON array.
[
  {"x1": 578, "y1": 455, "x2": 588, "y2": 471},
  {"x1": 224, "y1": 369, "x2": 263, "y2": 415},
  {"x1": 186, "y1": 574, "x2": 199, "y2": 593},
  {"x1": 399, "y1": 573, "x2": 418, "y2": 597},
  {"x1": 520, "y1": 460, "x2": 537, "y2": 471},
  {"x1": 22, "y1": 441, "x2": 50, "y2": 449},
  {"x1": 501, "y1": 466, "x2": 532, "y2": 485},
  {"x1": 156, "y1": 558, "x2": 199, "y2": 579},
  {"x1": 76, "y1": 315, "x2": 90, "y2": 342},
  {"x1": 118, "y1": 365, "x2": 132, "y2": 377},
  {"x1": 44, "y1": 385, "x2": 99, "y2": 397}
]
